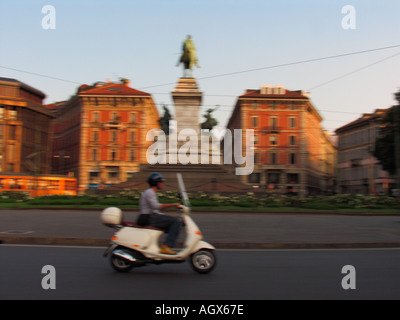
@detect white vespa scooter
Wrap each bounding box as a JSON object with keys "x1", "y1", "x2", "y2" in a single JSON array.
[{"x1": 101, "y1": 173, "x2": 216, "y2": 274}]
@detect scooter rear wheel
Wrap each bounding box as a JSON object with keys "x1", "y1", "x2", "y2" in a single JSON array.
[
  {"x1": 110, "y1": 255, "x2": 134, "y2": 273},
  {"x1": 190, "y1": 249, "x2": 216, "y2": 274}
]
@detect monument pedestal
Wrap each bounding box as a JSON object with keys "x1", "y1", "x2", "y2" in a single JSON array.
[
  {"x1": 172, "y1": 77, "x2": 202, "y2": 136},
  {"x1": 106, "y1": 77, "x2": 253, "y2": 194}
]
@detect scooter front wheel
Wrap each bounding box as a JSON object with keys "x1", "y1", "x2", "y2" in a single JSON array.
[{"x1": 190, "y1": 249, "x2": 216, "y2": 274}]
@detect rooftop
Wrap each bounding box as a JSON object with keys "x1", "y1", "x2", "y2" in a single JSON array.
[
  {"x1": 335, "y1": 108, "x2": 389, "y2": 133},
  {"x1": 240, "y1": 85, "x2": 310, "y2": 99},
  {"x1": 77, "y1": 81, "x2": 151, "y2": 97},
  {"x1": 0, "y1": 77, "x2": 46, "y2": 99}
]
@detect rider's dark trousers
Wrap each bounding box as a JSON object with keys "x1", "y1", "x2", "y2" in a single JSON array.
[{"x1": 149, "y1": 213, "x2": 182, "y2": 248}]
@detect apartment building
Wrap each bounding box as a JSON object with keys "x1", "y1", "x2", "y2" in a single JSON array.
[
  {"x1": 52, "y1": 80, "x2": 160, "y2": 191},
  {"x1": 335, "y1": 108, "x2": 395, "y2": 194},
  {"x1": 0, "y1": 77, "x2": 54, "y2": 174},
  {"x1": 226, "y1": 85, "x2": 336, "y2": 196}
]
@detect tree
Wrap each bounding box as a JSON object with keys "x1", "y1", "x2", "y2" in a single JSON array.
[
  {"x1": 201, "y1": 108, "x2": 218, "y2": 130},
  {"x1": 374, "y1": 93, "x2": 400, "y2": 176},
  {"x1": 159, "y1": 105, "x2": 172, "y2": 135}
]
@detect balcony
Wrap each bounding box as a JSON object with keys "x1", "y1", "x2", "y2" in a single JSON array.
[
  {"x1": 261, "y1": 126, "x2": 281, "y2": 134},
  {"x1": 351, "y1": 159, "x2": 362, "y2": 167},
  {"x1": 102, "y1": 120, "x2": 123, "y2": 129}
]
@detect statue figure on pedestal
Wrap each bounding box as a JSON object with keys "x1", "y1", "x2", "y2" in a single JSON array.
[{"x1": 176, "y1": 35, "x2": 200, "y2": 77}]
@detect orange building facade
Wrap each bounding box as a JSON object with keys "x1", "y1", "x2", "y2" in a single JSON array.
[
  {"x1": 52, "y1": 80, "x2": 160, "y2": 191},
  {"x1": 227, "y1": 85, "x2": 335, "y2": 196}
]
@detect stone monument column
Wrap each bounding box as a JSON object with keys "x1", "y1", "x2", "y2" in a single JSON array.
[
  {"x1": 171, "y1": 77, "x2": 202, "y2": 136},
  {"x1": 169, "y1": 77, "x2": 203, "y2": 164}
]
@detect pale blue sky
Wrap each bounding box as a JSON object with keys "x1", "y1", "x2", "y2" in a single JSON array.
[{"x1": 1, "y1": 0, "x2": 399, "y2": 132}]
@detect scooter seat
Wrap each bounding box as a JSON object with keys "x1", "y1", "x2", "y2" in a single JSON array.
[{"x1": 122, "y1": 221, "x2": 166, "y2": 232}]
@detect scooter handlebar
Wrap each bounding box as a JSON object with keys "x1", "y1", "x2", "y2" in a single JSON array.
[{"x1": 180, "y1": 205, "x2": 191, "y2": 216}]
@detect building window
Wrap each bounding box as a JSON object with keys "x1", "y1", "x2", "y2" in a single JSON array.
[
  {"x1": 110, "y1": 130, "x2": 118, "y2": 143},
  {"x1": 251, "y1": 116, "x2": 258, "y2": 128},
  {"x1": 289, "y1": 117, "x2": 296, "y2": 128},
  {"x1": 267, "y1": 172, "x2": 280, "y2": 184},
  {"x1": 270, "y1": 152, "x2": 277, "y2": 164},
  {"x1": 129, "y1": 112, "x2": 137, "y2": 123},
  {"x1": 7, "y1": 144, "x2": 15, "y2": 162},
  {"x1": 9, "y1": 125, "x2": 17, "y2": 140},
  {"x1": 93, "y1": 111, "x2": 100, "y2": 122},
  {"x1": 111, "y1": 112, "x2": 119, "y2": 122},
  {"x1": 270, "y1": 135, "x2": 278, "y2": 146},
  {"x1": 248, "y1": 173, "x2": 261, "y2": 184},
  {"x1": 289, "y1": 135, "x2": 296, "y2": 146},
  {"x1": 129, "y1": 130, "x2": 136, "y2": 143},
  {"x1": 108, "y1": 171, "x2": 119, "y2": 179},
  {"x1": 290, "y1": 153, "x2": 296, "y2": 165},
  {"x1": 287, "y1": 173, "x2": 299, "y2": 184},
  {"x1": 9, "y1": 109, "x2": 17, "y2": 120},
  {"x1": 270, "y1": 117, "x2": 278, "y2": 130},
  {"x1": 89, "y1": 171, "x2": 99, "y2": 179},
  {"x1": 91, "y1": 149, "x2": 98, "y2": 161},
  {"x1": 92, "y1": 130, "x2": 99, "y2": 142},
  {"x1": 110, "y1": 149, "x2": 117, "y2": 161},
  {"x1": 251, "y1": 134, "x2": 258, "y2": 146},
  {"x1": 254, "y1": 152, "x2": 259, "y2": 164},
  {"x1": 129, "y1": 149, "x2": 135, "y2": 162}
]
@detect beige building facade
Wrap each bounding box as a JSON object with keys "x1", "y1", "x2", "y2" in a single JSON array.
[{"x1": 335, "y1": 108, "x2": 395, "y2": 194}]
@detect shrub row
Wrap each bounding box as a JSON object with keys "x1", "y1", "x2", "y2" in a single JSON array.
[{"x1": 0, "y1": 191, "x2": 398, "y2": 210}]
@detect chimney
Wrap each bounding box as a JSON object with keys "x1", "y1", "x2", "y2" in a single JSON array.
[
  {"x1": 260, "y1": 85, "x2": 271, "y2": 95},
  {"x1": 120, "y1": 78, "x2": 131, "y2": 86},
  {"x1": 301, "y1": 90, "x2": 310, "y2": 98},
  {"x1": 273, "y1": 85, "x2": 285, "y2": 95}
]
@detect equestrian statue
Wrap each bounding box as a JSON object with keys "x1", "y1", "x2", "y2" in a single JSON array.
[{"x1": 177, "y1": 35, "x2": 200, "y2": 77}]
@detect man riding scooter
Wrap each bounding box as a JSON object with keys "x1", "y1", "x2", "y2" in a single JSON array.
[{"x1": 137, "y1": 173, "x2": 182, "y2": 255}]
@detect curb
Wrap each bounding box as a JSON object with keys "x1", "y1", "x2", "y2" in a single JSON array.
[
  {"x1": 2, "y1": 207, "x2": 400, "y2": 216},
  {"x1": 2, "y1": 236, "x2": 400, "y2": 249}
]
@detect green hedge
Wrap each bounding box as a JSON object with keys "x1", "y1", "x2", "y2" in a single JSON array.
[{"x1": 0, "y1": 190, "x2": 399, "y2": 211}]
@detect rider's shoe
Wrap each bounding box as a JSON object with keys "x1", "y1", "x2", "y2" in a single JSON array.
[{"x1": 159, "y1": 245, "x2": 177, "y2": 255}]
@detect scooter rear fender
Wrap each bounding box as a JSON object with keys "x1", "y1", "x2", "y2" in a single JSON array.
[{"x1": 103, "y1": 243, "x2": 118, "y2": 257}]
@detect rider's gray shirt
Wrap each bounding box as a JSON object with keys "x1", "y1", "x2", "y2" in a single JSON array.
[{"x1": 139, "y1": 188, "x2": 162, "y2": 215}]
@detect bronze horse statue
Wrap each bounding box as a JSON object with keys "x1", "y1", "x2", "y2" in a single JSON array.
[{"x1": 177, "y1": 35, "x2": 200, "y2": 77}]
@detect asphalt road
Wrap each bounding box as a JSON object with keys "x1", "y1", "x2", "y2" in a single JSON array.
[
  {"x1": 1, "y1": 209, "x2": 400, "y2": 248},
  {"x1": 2, "y1": 245, "x2": 400, "y2": 300}
]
